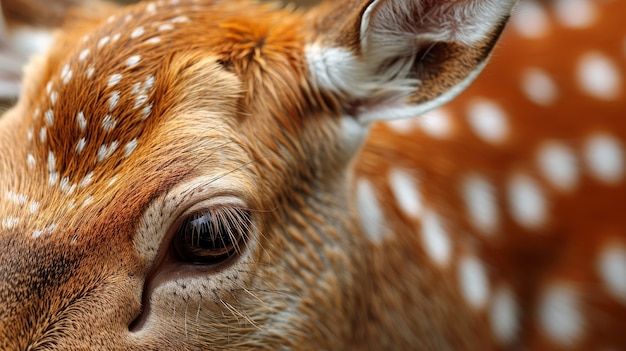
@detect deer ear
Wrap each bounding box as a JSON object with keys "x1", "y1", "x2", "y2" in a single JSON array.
[{"x1": 307, "y1": 0, "x2": 517, "y2": 124}]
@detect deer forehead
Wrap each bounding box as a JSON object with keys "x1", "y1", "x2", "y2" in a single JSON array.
[{"x1": 0, "y1": 1, "x2": 306, "y2": 243}]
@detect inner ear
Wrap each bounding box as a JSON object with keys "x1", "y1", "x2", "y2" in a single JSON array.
[{"x1": 307, "y1": 0, "x2": 517, "y2": 124}]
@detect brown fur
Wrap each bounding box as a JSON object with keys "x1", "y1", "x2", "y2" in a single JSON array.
[{"x1": 2, "y1": 0, "x2": 622, "y2": 350}]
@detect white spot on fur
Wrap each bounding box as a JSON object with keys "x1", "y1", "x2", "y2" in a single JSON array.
[
  {"x1": 421, "y1": 210, "x2": 451, "y2": 266},
  {"x1": 146, "y1": 37, "x2": 162, "y2": 44},
  {"x1": 44, "y1": 110, "x2": 54, "y2": 126},
  {"x1": 577, "y1": 52, "x2": 622, "y2": 100},
  {"x1": 507, "y1": 173, "x2": 548, "y2": 230},
  {"x1": 141, "y1": 103, "x2": 153, "y2": 119},
  {"x1": 61, "y1": 68, "x2": 73, "y2": 85},
  {"x1": 553, "y1": 0, "x2": 598, "y2": 28},
  {"x1": 126, "y1": 55, "x2": 141, "y2": 67},
  {"x1": 171, "y1": 16, "x2": 189, "y2": 23},
  {"x1": 97, "y1": 142, "x2": 119, "y2": 162},
  {"x1": 40, "y1": 127, "x2": 47, "y2": 143},
  {"x1": 131, "y1": 27, "x2": 145, "y2": 39},
  {"x1": 385, "y1": 118, "x2": 415, "y2": 135},
  {"x1": 102, "y1": 115, "x2": 117, "y2": 131},
  {"x1": 108, "y1": 74, "x2": 123, "y2": 87},
  {"x1": 47, "y1": 151, "x2": 56, "y2": 174},
  {"x1": 584, "y1": 134, "x2": 625, "y2": 184},
  {"x1": 389, "y1": 169, "x2": 422, "y2": 218},
  {"x1": 97, "y1": 36, "x2": 111, "y2": 48},
  {"x1": 50, "y1": 91, "x2": 58, "y2": 106},
  {"x1": 108, "y1": 91, "x2": 121, "y2": 111},
  {"x1": 48, "y1": 172, "x2": 59, "y2": 186},
  {"x1": 462, "y1": 174, "x2": 499, "y2": 235},
  {"x1": 6, "y1": 191, "x2": 27, "y2": 205},
  {"x1": 125, "y1": 139, "x2": 139, "y2": 158},
  {"x1": 490, "y1": 286, "x2": 519, "y2": 344},
  {"x1": 416, "y1": 108, "x2": 452, "y2": 139},
  {"x1": 80, "y1": 172, "x2": 94, "y2": 188},
  {"x1": 159, "y1": 24, "x2": 174, "y2": 31},
  {"x1": 75, "y1": 138, "x2": 87, "y2": 154},
  {"x1": 521, "y1": 68, "x2": 558, "y2": 106},
  {"x1": 77, "y1": 112, "x2": 87, "y2": 131},
  {"x1": 79, "y1": 49, "x2": 90, "y2": 61},
  {"x1": 29, "y1": 201, "x2": 40, "y2": 214},
  {"x1": 60, "y1": 177, "x2": 76, "y2": 195},
  {"x1": 356, "y1": 178, "x2": 386, "y2": 243},
  {"x1": 537, "y1": 142, "x2": 579, "y2": 191},
  {"x1": 458, "y1": 255, "x2": 490, "y2": 309},
  {"x1": 539, "y1": 283, "x2": 585, "y2": 347},
  {"x1": 27, "y1": 154, "x2": 36, "y2": 168},
  {"x1": 87, "y1": 67, "x2": 95, "y2": 79},
  {"x1": 597, "y1": 242, "x2": 626, "y2": 304},
  {"x1": 510, "y1": 0, "x2": 550, "y2": 38},
  {"x1": 466, "y1": 99, "x2": 509, "y2": 144},
  {"x1": 1, "y1": 217, "x2": 20, "y2": 230}
]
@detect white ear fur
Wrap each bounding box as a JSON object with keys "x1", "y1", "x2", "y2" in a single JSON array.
[{"x1": 307, "y1": 0, "x2": 517, "y2": 125}]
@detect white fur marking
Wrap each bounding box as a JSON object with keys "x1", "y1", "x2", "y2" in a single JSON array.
[
  {"x1": 27, "y1": 154, "x2": 36, "y2": 168},
  {"x1": 467, "y1": 99, "x2": 510, "y2": 144},
  {"x1": 416, "y1": 108, "x2": 452, "y2": 139},
  {"x1": 158, "y1": 24, "x2": 174, "y2": 31},
  {"x1": 125, "y1": 139, "x2": 139, "y2": 158},
  {"x1": 577, "y1": 52, "x2": 622, "y2": 100},
  {"x1": 131, "y1": 27, "x2": 145, "y2": 39},
  {"x1": 522, "y1": 68, "x2": 558, "y2": 106},
  {"x1": 102, "y1": 115, "x2": 117, "y2": 131},
  {"x1": 490, "y1": 286, "x2": 519, "y2": 344},
  {"x1": 510, "y1": 0, "x2": 550, "y2": 38},
  {"x1": 385, "y1": 118, "x2": 415, "y2": 135},
  {"x1": 97, "y1": 142, "x2": 119, "y2": 162},
  {"x1": 108, "y1": 74, "x2": 123, "y2": 87},
  {"x1": 537, "y1": 142, "x2": 579, "y2": 191},
  {"x1": 421, "y1": 210, "x2": 451, "y2": 266},
  {"x1": 77, "y1": 112, "x2": 87, "y2": 131},
  {"x1": 44, "y1": 110, "x2": 54, "y2": 126},
  {"x1": 356, "y1": 178, "x2": 387, "y2": 243},
  {"x1": 80, "y1": 172, "x2": 94, "y2": 188},
  {"x1": 553, "y1": 0, "x2": 598, "y2": 28},
  {"x1": 79, "y1": 49, "x2": 90, "y2": 61},
  {"x1": 97, "y1": 36, "x2": 111, "y2": 48},
  {"x1": 584, "y1": 134, "x2": 625, "y2": 184},
  {"x1": 389, "y1": 169, "x2": 422, "y2": 218},
  {"x1": 75, "y1": 138, "x2": 87, "y2": 154},
  {"x1": 462, "y1": 174, "x2": 499, "y2": 235},
  {"x1": 126, "y1": 55, "x2": 141, "y2": 67},
  {"x1": 597, "y1": 242, "x2": 626, "y2": 304},
  {"x1": 507, "y1": 173, "x2": 548, "y2": 230},
  {"x1": 539, "y1": 284, "x2": 585, "y2": 347},
  {"x1": 39, "y1": 127, "x2": 47, "y2": 143},
  {"x1": 108, "y1": 91, "x2": 121, "y2": 111},
  {"x1": 458, "y1": 255, "x2": 490, "y2": 309}
]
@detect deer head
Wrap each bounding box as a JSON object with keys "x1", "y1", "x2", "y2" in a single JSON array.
[{"x1": 0, "y1": 0, "x2": 517, "y2": 349}]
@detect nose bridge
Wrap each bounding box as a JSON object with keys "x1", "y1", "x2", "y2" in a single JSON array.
[
  {"x1": 0, "y1": 215, "x2": 146, "y2": 348},
  {"x1": 0, "y1": 231, "x2": 77, "y2": 343}
]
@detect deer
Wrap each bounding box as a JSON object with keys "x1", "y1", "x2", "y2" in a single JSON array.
[{"x1": 0, "y1": 0, "x2": 624, "y2": 349}]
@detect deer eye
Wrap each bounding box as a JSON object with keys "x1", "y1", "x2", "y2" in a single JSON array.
[{"x1": 173, "y1": 207, "x2": 250, "y2": 265}]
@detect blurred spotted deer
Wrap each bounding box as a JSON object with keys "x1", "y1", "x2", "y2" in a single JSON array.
[{"x1": 0, "y1": 0, "x2": 624, "y2": 350}]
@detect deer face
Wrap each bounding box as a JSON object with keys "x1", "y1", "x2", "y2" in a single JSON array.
[{"x1": 0, "y1": 0, "x2": 517, "y2": 349}]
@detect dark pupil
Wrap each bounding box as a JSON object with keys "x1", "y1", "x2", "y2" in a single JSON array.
[{"x1": 181, "y1": 213, "x2": 234, "y2": 251}]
